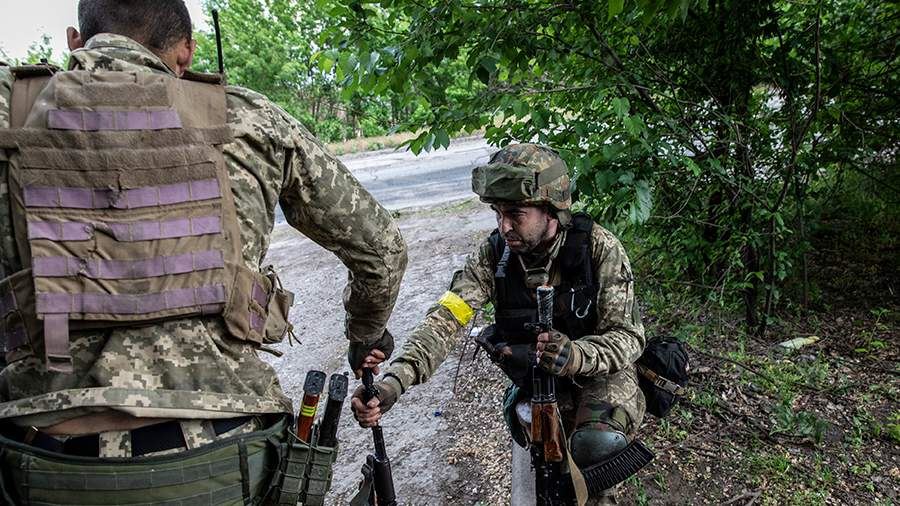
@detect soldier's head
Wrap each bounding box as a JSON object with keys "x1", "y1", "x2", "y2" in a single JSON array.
[
  {"x1": 472, "y1": 143, "x2": 573, "y2": 254},
  {"x1": 68, "y1": 0, "x2": 196, "y2": 76}
]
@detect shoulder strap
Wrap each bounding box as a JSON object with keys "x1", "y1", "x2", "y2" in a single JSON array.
[
  {"x1": 10, "y1": 65, "x2": 57, "y2": 128},
  {"x1": 487, "y1": 229, "x2": 507, "y2": 277},
  {"x1": 559, "y1": 213, "x2": 595, "y2": 286}
]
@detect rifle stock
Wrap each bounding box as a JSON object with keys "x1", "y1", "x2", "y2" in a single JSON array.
[{"x1": 541, "y1": 403, "x2": 564, "y2": 462}]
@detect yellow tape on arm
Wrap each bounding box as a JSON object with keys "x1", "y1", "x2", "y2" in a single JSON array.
[{"x1": 438, "y1": 291, "x2": 475, "y2": 326}]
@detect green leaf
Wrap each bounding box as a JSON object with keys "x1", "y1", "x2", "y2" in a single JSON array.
[
  {"x1": 609, "y1": 0, "x2": 625, "y2": 18},
  {"x1": 512, "y1": 99, "x2": 528, "y2": 118},
  {"x1": 434, "y1": 129, "x2": 450, "y2": 149},
  {"x1": 612, "y1": 97, "x2": 630, "y2": 119}
]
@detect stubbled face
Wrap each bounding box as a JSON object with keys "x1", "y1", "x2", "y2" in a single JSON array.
[{"x1": 492, "y1": 203, "x2": 558, "y2": 254}]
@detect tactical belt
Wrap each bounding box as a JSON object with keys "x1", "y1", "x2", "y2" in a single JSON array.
[{"x1": 1, "y1": 415, "x2": 252, "y2": 457}]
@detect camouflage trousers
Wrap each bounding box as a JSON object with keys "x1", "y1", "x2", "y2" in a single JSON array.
[{"x1": 509, "y1": 365, "x2": 646, "y2": 505}]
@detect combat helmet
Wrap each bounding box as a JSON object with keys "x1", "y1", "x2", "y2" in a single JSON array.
[{"x1": 472, "y1": 143, "x2": 572, "y2": 223}]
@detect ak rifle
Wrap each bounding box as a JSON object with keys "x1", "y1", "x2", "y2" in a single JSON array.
[{"x1": 527, "y1": 286, "x2": 572, "y2": 505}]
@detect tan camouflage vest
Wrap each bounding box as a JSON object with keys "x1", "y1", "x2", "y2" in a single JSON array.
[{"x1": 0, "y1": 65, "x2": 293, "y2": 373}]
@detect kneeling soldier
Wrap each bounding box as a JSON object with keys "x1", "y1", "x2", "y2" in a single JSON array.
[{"x1": 352, "y1": 143, "x2": 646, "y2": 505}]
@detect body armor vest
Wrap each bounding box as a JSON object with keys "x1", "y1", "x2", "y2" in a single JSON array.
[
  {"x1": 0, "y1": 65, "x2": 293, "y2": 372},
  {"x1": 489, "y1": 212, "x2": 598, "y2": 342}
]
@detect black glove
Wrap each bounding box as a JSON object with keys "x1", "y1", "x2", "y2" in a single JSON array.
[
  {"x1": 538, "y1": 330, "x2": 581, "y2": 376},
  {"x1": 348, "y1": 329, "x2": 395, "y2": 372}
]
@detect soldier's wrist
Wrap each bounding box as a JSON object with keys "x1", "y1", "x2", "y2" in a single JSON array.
[
  {"x1": 382, "y1": 374, "x2": 405, "y2": 395},
  {"x1": 566, "y1": 341, "x2": 586, "y2": 376},
  {"x1": 384, "y1": 361, "x2": 416, "y2": 393}
]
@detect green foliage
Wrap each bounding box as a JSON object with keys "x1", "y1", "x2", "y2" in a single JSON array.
[
  {"x1": 321, "y1": 0, "x2": 898, "y2": 327},
  {"x1": 193, "y1": 0, "x2": 401, "y2": 141},
  {"x1": 770, "y1": 398, "x2": 828, "y2": 444},
  {"x1": 2, "y1": 34, "x2": 67, "y2": 67}
]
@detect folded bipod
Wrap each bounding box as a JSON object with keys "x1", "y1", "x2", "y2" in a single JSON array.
[{"x1": 351, "y1": 368, "x2": 397, "y2": 506}]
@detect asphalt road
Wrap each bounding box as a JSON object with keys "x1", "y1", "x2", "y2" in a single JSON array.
[{"x1": 276, "y1": 137, "x2": 495, "y2": 223}]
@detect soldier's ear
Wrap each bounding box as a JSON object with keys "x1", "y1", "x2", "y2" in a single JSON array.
[
  {"x1": 66, "y1": 27, "x2": 84, "y2": 51},
  {"x1": 172, "y1": 38, "x2": 197, "y2": 77}
]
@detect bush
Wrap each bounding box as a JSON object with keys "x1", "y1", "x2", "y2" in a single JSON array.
[{"x1": 315, "y1": 118, "x2": 351, "y2": 143}]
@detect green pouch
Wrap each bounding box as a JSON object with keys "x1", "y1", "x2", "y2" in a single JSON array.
[
  {"x1": 0, "y1": 418, "x2": 286, "y2": 506},
  {"x1": 275, "y1": 432, "x2": 338, "y2": 506},
  {"x1": 503, "y1": 384, "x2": 529, "y2": 449}
]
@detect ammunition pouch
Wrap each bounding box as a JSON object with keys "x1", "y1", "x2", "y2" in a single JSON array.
[{"x1": 272, "y1": 426, "x2": 338, "y2": 506}]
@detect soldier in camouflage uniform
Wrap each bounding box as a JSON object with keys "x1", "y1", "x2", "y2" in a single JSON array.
[
  {"x1": 352, "y1": 144, "x2": 646, "y2": 505},
  {"x1": 0, "y1": 1, "x2": 405, "y2": 504}
]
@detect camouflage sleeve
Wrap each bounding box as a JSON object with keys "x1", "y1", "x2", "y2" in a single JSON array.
[
  {"x1": 386, "y1": 239, "x2": 495, "y2": 391},
  {"x1": 274, "y1": 107, "x2": 408, "y2": 344},
  {"x1": 572, "y1": 226, "x2": 646, "y2": 376}
]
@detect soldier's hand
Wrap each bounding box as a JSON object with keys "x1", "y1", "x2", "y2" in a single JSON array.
[
  {"x1": 350, "y1": 376, "x2": 402, "y2": 428},
  {"x1": 356, "y1": 349, "x2": 386, "y2": 378},
  {"x1": 348, "y1": 329, "x2": 396, "y2": 379},
  {"x1": 536, "y1": 330, "x2": 579, "y2": 376}
]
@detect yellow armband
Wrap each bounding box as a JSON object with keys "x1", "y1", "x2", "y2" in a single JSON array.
[{"x1": 438, "y1": 291, "x2": 475, "y2": 326}]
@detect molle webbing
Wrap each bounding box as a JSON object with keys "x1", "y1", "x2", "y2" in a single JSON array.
[
  {"x1": 33, "y1": 250, "x2": 224, "y2": 279},
  {"x1": 0, "y1": 125, "x2": 233, "y2": 149},
  {"x1": 0, "y1": 69, "x2": 292, "y2": 372},
  {"x1": 36, "y1": 285, "x2": 226, "y2": 315},
  {"x1": 28, "y1": 216, "x2": 223, "y2": 242},
  {"x1": 0, "y1": 416, "x2": 284, "y2": 506},
  {"x1": 47, "y1": 108, "x2": 182, "y2": 131},
  {"x1": 23, "y1": 178, "x2": 221, "y2": 209}
]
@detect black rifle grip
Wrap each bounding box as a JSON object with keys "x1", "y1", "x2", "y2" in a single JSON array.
[{"x1": 362, "y1": 368, "x2": 377, "y2": 403}]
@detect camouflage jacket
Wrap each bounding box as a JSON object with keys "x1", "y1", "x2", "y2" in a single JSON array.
[
  {"x1": 0, "y1": 35, "x2": 407, "y2": 425},
  {"x1": 387, "y1": 222, "x2": 644, "y2": 391}
]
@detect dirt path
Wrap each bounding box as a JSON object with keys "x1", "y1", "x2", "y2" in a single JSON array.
[{"x1": 263, "y1": 199, "x2": 503, "y2": 504}]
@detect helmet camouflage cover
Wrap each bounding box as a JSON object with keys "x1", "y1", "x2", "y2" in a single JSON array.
[{"x1": 472, "y1": 143, "x2": 571, "y2": 211}]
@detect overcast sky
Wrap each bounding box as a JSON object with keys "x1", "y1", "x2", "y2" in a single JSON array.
[{"x1": 0, "y1": 0, "x2": 210, "y2": 62}]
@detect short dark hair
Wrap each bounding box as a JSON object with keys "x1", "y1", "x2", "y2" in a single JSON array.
[{"x1": 78, "y1": 0, "x2": 192, "y2": 52}]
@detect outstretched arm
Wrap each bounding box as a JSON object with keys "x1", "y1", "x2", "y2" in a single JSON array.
[
  {"x1": 274, "y1": 105, "x2": 408, "y2": 370},
  {"x1": 352, "y1": 239, "x2": 495, "y2": 426}
]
